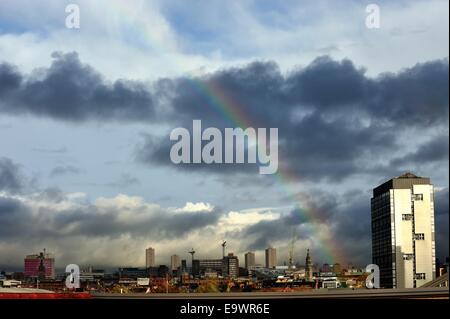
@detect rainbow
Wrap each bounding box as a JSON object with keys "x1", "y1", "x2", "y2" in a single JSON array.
[{"x1": 109, "y1": 1, "x2": 345, "y2": 265}]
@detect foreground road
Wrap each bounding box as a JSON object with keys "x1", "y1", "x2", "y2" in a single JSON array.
[{"x1": 92, "y1": 287, "x2": 449, "y2": 299}]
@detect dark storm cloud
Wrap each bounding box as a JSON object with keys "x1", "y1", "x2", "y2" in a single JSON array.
[
  {"x1": 368, "y1": 59, "x2": 449, "y2": 127},
  {"x1": 0, "y1": 157, "x2": 24, "y2": 193},
  {"x1": 1, "y1": 52, "x2": 447, "y2": 128},
  {"x1": 0, "y1": 196, "x2": 29, "y2": 238},
  {"x1": 390, "y1": 135, "x2": 449, "y2": 167},
  {"x1": 1, "y1": 52, "x2": 448, "y2": 180},
  {"x1": 0, "y1": 52, "x2": 155, "y2": 122},
  {"x1": 135, "y1": 57, "x2": 448, "y2": 181},
  {"x1": 435, "y1": 188, "x2": 449, "y2": 217},
  {"x1": 0, "y1": 63, "x2": 21, "y2": 94},
  {"x1": 285, "y1": 56, "x2": 368, "y2": 108},
  {"x1": 434, "y1": 188, "x2": 449, "y2": 259}
]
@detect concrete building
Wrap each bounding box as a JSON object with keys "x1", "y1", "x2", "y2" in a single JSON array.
[
  {"x1": 181, "y1": 259, "x2": 187, "y2": 272},
  {"x1": 371, "y1": 173, "x2": 436, "y2": 288},
  {"x1": 192, "y1": 259, "x2": 223, "y2": 277},
  {"x1": 24, "y1": 251, "x2": 55, "y2": 279},
  {"x1": 244, "y1": 252, "x2": 256, "y2": 270},
  {"x1": 118, "y1": 267, "x2": 148, "y2": 279},
  {"x1": 265, "y1": 247, "x2": 277, "y2": 269},
  {"x1": 145, "y1": 247, "x2": 155, "y2": 268},
  {"x1": 223, "y1": 253, "x2": 239, "y2": 278},
  {"x1": 170, "y1": 254, "x2": 181, "y2": 271}
]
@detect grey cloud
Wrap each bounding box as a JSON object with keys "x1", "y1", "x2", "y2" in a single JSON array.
[
  {"x1": 390, "y1": 136, "x2": 449, "y2": 167},
  {"x1": 368, "y1": 59, "x2": 449, "y2": 127},
  {"x1": 136, "y1": 56, "x2": 448, "y2": 181},
  {"x1": 0, "y1": 157, "x2": 24, "y2": 193},
  {"x1": 434, "y1": 187, "x2": 449, "y2": 262},
  {"x1": 435, "y1": 188, "x2": 449, "y2": 217},
  {"x1": 1, "y1": 52, "x2": 448, "y2": 182},
  {"x1": 0, "y1": 63, "x2": 21, "y2": 94},
  {"x1": 50, "y1": 165, "x2": 82, "y2": 177},
  {"x1": 2, "y1": 53, "x2": 447, "y2": 128},
  {"x1": 83, "y1": 173, "x2": 141, "y2": 188},
  {"x1": 0, "y1": 192, "x2": 222, "y2": 240},
  {"x1": 239, "y1": 191, "x2": 338, "y2": 253},
  {"x1": 0, "y1": 196, "x2": 29, "y2": 238},
  {"x1": 239, "y1": 190, "x2": 369, "y2": 265},
  {"x1": 33, "y1": 146, "x2": 67, "y2": 154},
  {"x1": 285, "y1": 56, "x2": 368, "y2": 108},
  {"x1": 106, "y1": 173, "x2": 140, "y2": 188},
  {"x1": 0, "y1": 52, "x2": 155, "y2": 122}
]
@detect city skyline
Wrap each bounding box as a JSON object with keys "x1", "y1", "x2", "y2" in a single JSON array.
[{"x1": 0, "y1": 0, "x2": 449, "y2": 271}]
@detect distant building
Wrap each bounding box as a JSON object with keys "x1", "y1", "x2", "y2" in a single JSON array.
[
  {"x1": 119, "y1": 267, "x2": 148, "y2": 279},
  {"x1": 321, "y1": 263, "x2": 331, "y2": 273},
  {"x1": 24, "y1": 251, "x2": 55, "y2": 279},
  {"x1": 305, "y1": 249, "x2": 313, "y2": 281},
  {"x1": 245, "y1": 252, "x2": 256, "y2": 270},
  {"x1": 332, "y1": 263, "x2": 342, "y2": 275},
  {"x1": 223, "y1": 253, "x2": 239, "y2": 278},
  {"x1": 265, "y1": 247, "x2": 277, "y2": 269},
  {"x1": 181, "y1": 259, "x2": 187, "y2": 272},
  {"x1": 239, "y1": 267, "x2": 249, "y2": 277},
  {"x1": 145, "y1": 247, "x2": 155, "y2": 268},
  {"x1": 158, "y1": 265, "x2": 169, "y2": 277},
  {"x1": 170, "y1": 255, "x2": 181, "y2": 271},
  {"x1": 192, "y1": 259, "x2": 223, "y2": 277},
  {"x1": 371, "y1": 173, "x2": 436, "y2": 288}
]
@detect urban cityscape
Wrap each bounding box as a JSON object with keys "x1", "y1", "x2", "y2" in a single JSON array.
[
  {"x1": 0, "y1": 0, "x2": 448, "y2": 309},
  {"x1": 1, "y1": 173, "x2": 448, "y2": 297}
]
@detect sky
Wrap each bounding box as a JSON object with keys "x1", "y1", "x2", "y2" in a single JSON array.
[{"x1": 0, "y1": 0, "x2": 449, "y2": 271}]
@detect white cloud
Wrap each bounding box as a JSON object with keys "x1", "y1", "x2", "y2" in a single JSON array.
[
  {"x1": 0, "y1": 0, "x2": 447, "y2": 82},
  {"x1": 173, "y1": 201, "x2": 214, "y2": 213}
]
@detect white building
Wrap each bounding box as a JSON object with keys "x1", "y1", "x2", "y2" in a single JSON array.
[
  {"x1": 244, "y1": 252, "x2": 256, "y2": 270},
  {"x1": 371, "y1": 173, "x2": 436, "y2": 288},
  {"x1": 265, "y1": 247, "x2": 277, "y2": 269},
  {"x1": 170, "y1": 254, "x2": 181, "y2": 271},
  {"x1": 145, "y1": 247, "x2": 155, "y2": 268}
]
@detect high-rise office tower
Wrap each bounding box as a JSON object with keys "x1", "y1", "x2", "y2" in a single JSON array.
[
  {"x1": 371, "y1": 173, "x2": 436, "y2": 288},
  {"x1": 170, "y1": 254, "x2": 181, "y2": 271},
  {"x1": 265, "y1": 247, "x2": 277, "y2": 269},
  {"x1": 145, "y1": 247, "x2": 155, "y2": 268},
  {"x1": 245, "y1": 252, "x2": 256, "y2": 269}
]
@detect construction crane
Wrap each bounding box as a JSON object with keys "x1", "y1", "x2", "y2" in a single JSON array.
[
  {"x1": 288, "y1": 231, "x2": 297, "y2": 270},
  {"x1": 221, "y1": 241, "x2": 227, "y2": 258}
]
